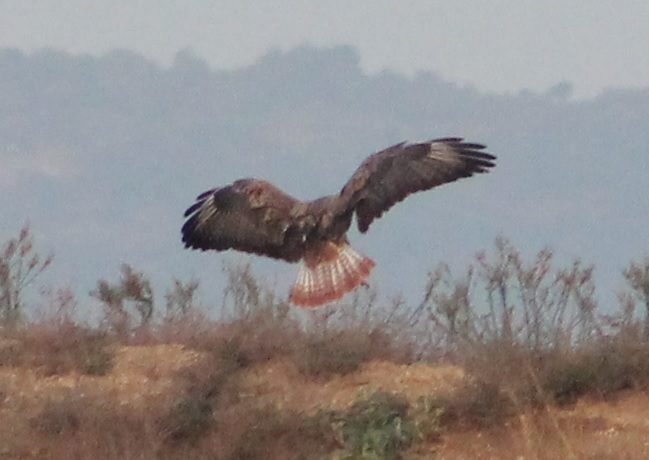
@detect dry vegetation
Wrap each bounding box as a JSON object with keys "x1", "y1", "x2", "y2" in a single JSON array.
[{"x1": 1, "y1": 225, "x2": 649, "y2": 459}]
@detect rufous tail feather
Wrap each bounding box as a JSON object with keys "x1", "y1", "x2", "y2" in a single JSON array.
[{"x1": 289, "y1": 244, "x2": 375, "y2": 307}]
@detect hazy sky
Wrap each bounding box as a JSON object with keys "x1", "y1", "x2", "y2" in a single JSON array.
[{"x1": 2, "y1": 1, "x2": 648, "y2": 99}]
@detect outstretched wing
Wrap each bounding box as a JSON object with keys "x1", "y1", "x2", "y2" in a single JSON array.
[
  {"x1": 181, "y1": 179, "x2": 308, "y2": 262},
  {"x1": 339, "y1": 138, "x2": 496, "y2": 233}
]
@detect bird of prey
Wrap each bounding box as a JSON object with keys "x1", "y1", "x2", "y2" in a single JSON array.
[{"x1": 182, "y1": 138, "x2": 496, "y2": 307}]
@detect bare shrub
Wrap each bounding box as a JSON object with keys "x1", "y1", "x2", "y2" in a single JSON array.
[
  {"x1": 221, "y1": 262, "x2": 290, "y2": 322},
  {"x1": 296, "y1": 329, "x2": 372, "y2": 377},
  {"x1": 621, "y1": 257, "x2": 649, "y2": 339},
  {"x1": 30, "y1": 397, "x2": 82, "y2": 436},
  {"x1": 160, "y1": 393, "x2": 214, "y2": 444},
  {"x1": 92, "y1": 264, "x2": 154, "y2": 335},
  {"x1": 220, "y1": 407, "x2": 334, "y2": 460},
  {"x1": 0, "y1": 223, "x2": 53, "y2": 325},
  {"x1": 295, "y1": 326, "x2": 410, "y2": 378},
  {"x1": 158, "y1": 328, "x2": 262, "y2": 446},
  {"x1": 405, "y1": 237, "x2": 645, "y2": 418},
  {"x1": 34, "y1": 287, "x2": 79, "y2": 326},
  {"x1": 415, "y1": 237, "x2": 600, "y2": 354},
  {"x1": 154, "y1": 308, "x2": 212, "y2": 348},
  {"x1": 411, "y1": 262, "x2": 475, "y2": 352},
  {"x1": 194, "y1": 263, "x2": 417, "y2": 381},
  {"x1": 165, "y1": 278, "x2": 200, "y2": 319},
  {"x1": 31, "y1": 395, "x2": 163, "y2": 459},
  {"x1": 537, "y1": 339, "x2": 649, "y2": 405},
  {"x1": 205, "y1": 263, "x2": 303, "y2": 367},
  {"x1": 0, "y1": 321, "x2": 114, "y2": 376},
  {"x1": 428, "y1": 380, "x2": 512, "y2": 429}
]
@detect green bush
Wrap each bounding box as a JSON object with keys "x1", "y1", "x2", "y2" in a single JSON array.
[{"x1": 331, "y1": 392, "x2": 414, "y2": 460}]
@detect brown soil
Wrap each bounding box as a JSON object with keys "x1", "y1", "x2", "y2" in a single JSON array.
[{"x1": 1, "y1": 344, "x2": 648, "y2": 459}]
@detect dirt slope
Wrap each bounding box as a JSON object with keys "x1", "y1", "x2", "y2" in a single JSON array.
[{"x1": 1, "y1": 344, "x2": 648, "y2": 459}]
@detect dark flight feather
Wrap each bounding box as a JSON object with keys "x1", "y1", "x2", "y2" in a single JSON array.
[{"x1": 182, "y1": 179, "x2": 311, "y2": 262}]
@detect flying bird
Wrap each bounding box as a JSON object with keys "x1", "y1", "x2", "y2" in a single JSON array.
[{"x1": 182, "y1": 138, "x2": 496, "y2": 307}]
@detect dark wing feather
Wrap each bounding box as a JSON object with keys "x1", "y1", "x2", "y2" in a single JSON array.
[
  {"x1": 181, "y1": 179, "x2": 308, "y2": 262},
  {"x1": 339, "y1": 138, "x2": 496, "y2": 233}
]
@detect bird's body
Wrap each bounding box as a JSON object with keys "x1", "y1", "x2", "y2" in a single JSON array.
[{"x1": 182, "y1": 138, "x2": 496, "y2": 307}]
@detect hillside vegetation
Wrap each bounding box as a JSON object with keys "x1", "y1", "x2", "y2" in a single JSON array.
[{"x1": 1, "y1": 225, "x2": 649, "y2": 459}]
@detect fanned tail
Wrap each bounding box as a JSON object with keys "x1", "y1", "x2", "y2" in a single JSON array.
[{"x1": 289, "y1": 244, "x2": 375, "y2": 307}]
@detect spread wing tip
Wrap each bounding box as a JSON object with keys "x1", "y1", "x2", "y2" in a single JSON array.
[
  {"x1": 447, "y1": 140, "x2": 496, "y2": 170},
  {"x1": 183, "y1": 202, "x2": 202, "y2": 218},
  {"x1": 183, "y1": 188, "x2": 219, "y2": 218},
  {"x1": 180, "y1": 216, "x2": 199, "y2": 249},
  {"x1": 429, "y1": 137, "x2": 496, "y2": 163}
]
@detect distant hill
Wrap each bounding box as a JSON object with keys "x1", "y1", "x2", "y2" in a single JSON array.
[{"x1": 1, "y1": 45, "x2": 648, "y2": 312}]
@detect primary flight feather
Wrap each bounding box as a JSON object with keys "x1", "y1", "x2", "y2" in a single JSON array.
[{"x1": 182, "y1": 137, "x2": 496, "y2": 307}]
